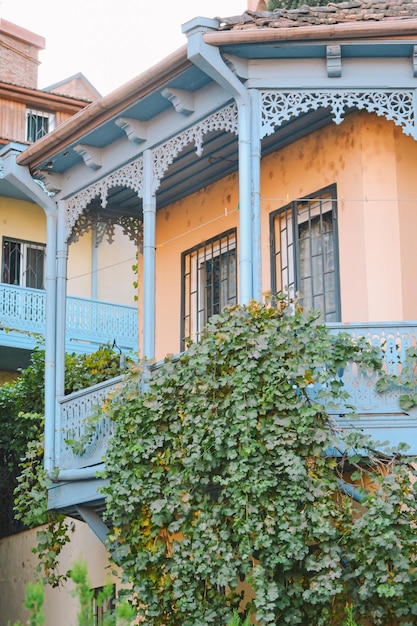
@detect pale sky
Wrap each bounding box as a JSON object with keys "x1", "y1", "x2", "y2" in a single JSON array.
[{"x1": 0, "y1": 0, "x2": 247, "y2": 96}]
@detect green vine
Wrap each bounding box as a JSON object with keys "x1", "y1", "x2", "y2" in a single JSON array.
[
  {"x1": 5, "y1": 344, "x2": 127, "y2": 586},
  {"x1": 101, "y1": 299, "x2": 417, "y2": 625},
  {"x1": 376, "y1": 345, "x2": 417, "y2": 411},
  {"x1": 267, "y1": 0, "x2": 329, "y2": 10}
]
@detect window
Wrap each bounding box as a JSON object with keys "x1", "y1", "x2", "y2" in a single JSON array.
[
  {"x1": 2, "y1": 238, "x2": 46, "y2": 289},
  {"x1": 270, "y1": 185, "x2": 340, "y2": 322},
  {"x1": 92, "y1": 585, "x2": 116, "y2": 625},
  {"x1": 25, "y1": 108, "x2": 56, "y2": 142},
  {"x1": 181, "y1": 229, "x2": 237, "y2": 348}
]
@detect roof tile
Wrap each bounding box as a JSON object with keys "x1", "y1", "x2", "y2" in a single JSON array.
[{"x1": 216, "y1": 0, "x2": 417, "y2": 30}]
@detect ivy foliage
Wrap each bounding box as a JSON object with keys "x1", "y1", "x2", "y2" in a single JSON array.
[
  {"x1": 267, "y1": 0, "x2": 328, "y2": 11},
  {"x1": 0, "y1": 344, "x2": 125, "y2": 583},
  {"x1": 102, "y1": 300, "x2": 417, "y2": 625}
]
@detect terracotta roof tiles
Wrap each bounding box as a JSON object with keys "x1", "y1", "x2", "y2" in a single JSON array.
[{"x1": 216, "y1": 0, "x2": 417, "y2": 30}]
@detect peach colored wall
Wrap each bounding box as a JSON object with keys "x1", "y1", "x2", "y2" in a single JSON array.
[
  {"x1": 0, "y1": 521, "x2": 123, "y2": 626},
  {"x1": 152, "y1": 112, "x2": 417, "y2": 359},
  {"x1": 259, "y1": 112, "x2": 410, "y2": 323},
  {"x1": 154, "y1": 172, "x2": 239, "y2": 359},
  {"x1": 394, "y1": 127, "x2": 417, "y2": 320}
]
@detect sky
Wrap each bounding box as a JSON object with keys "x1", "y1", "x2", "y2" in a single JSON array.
[{"x1": 0, "y1": 0, "x2": 247, "y2": 96}]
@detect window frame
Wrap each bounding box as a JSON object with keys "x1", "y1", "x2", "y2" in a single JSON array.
[
  {"x1": 91, "y1": 585, "x2": 116, "y2": 625},
  {"x1": 181, "y1": 228, "x2": 237, "y2": 349},
  {"x1": 25, "y1": 108, "x2": 56, "y2": 143},
  {"x1": 1, "y1": 237, "x2": 46, "y2": 289},
  {"x1": 269, "y1": 184, "x2": 341, "y2": 322}
]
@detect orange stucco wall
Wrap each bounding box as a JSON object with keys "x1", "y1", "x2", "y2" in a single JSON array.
[
  {"x1": 154, "y1": 172, "x2": 240, "y2": 358},
  {"x1": 151, "y1": 112, "x2": 417, "y2": 359}
]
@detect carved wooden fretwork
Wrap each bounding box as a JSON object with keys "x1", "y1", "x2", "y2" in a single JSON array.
[
  {"x1": 260, "y1": 89, "x2": 417, "y2": 139},
  {"x1": 64, "y1": 104, "x2": 238, "y2": 241},
  {"x1": 152, "y1": 103, "x2": 238, "y2": 191},
  {"x1": 69, "y1": 210, "x2": 143, "y2": 249},
  {"x1": 64, "y1": 158, "x2": 144, "y2": 240}
]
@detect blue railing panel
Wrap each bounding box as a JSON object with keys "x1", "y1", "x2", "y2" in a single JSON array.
[
  {"x1": 0, "y1": 283, "x2": 138, "y2": 353},
  {"x1": 57, "y1": 321, "x2": 417, "y2": 472}
]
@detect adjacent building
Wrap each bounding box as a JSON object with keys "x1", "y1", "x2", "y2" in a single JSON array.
[
  {"x1": 0, "y1": 19, "x2": 138, "y2": 376},
  {"x1": 0, "y1": 19, "x2": 137, "y2": 624}
]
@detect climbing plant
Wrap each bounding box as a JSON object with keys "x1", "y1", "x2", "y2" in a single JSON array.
[
  {"x1": 267, "y1": 0, "x2": 327, "y2": 10},
  {"x1": 102, "y1": 299, "x2": 417, "y2": 625},
  {"x1": 4, "y1": 344, "x2": 126, "y2": 585}
]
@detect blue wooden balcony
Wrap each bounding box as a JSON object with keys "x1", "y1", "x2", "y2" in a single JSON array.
[
  {"x1": 47, "y1": 320, "x2": 417, "y2": 517},
  {"x1": 0, "y1": 283, "x2": 138, "y2": 369}
]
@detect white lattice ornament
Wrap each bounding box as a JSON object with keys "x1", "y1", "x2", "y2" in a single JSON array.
[
  {"x1": 64, "y1": 158, "x2": 144, "y2": 241},
  {"x1": 152, "y1": 103, "x2": 238, "y2": 191},
  {"x1": 261, "y1": 90, "x2": 417, "y2": 139}
]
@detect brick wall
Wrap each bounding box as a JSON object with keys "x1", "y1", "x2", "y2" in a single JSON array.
[
  {"x1": 0, "y1": 31, "x2": 40, "y2": 88},
  {"x1": 0, "y1": 20, "x2": 44, "y2": 89}
]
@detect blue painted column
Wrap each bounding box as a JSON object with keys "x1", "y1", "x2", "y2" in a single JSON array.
[
  {"x1": 54, "y1": 201, "x2": 69, "y2": 471},
  {"x1": 250, "y1": 89, "x2": 262, "y2": 302},
  {"x1": 44, "y1": 211, "x2": 58, "y2": 476},
  {"x1": 142, "y1": 149, "x2": 156, "y2": 360},
  {"x1": 237, "y1": 96, "x2": 253, "y2": 305}
]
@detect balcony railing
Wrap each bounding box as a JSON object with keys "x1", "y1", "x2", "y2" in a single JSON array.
[
  {"x1": 57, "y1": 375, "x2": 123, "y2": 471},
  {"x1": 56, "y1": 321, "x2": 417, "y2": 474},
  {"x1": 0, "y1": 283, "x2": 138, "y2": 353}
]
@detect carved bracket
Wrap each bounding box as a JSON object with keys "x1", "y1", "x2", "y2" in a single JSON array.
[
  {"x1": 73, "y1": 144, "x2": 103, "y2": 170},
  {"x1": 64, "y1": 158, "x2": 144, "y2": 240},
  {"x1": 161, "y1": 88, "x2": 195, "y2": 116},
  {"x1": 115, "y1": 117, "x2": 147, "y2": 144},
  {"x1": 326, "y1": 45, "x2": 341, "y2": 78}
]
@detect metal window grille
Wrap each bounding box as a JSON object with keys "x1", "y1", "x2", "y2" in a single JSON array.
[
  {"x1": 2, "y1": 238, "x2": 46, "y2": 289},
  {"x1": 270, "y1": 185, "x2": 340, "y2": 322},
  {"x1": 25, "y1": 108, "x2": 56, "y2": 142},
  {"x1": 181, "y1": 229, "x2": 237, "y2": 348}
]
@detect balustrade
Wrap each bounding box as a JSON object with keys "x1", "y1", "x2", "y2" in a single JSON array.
[
  {"x1": 0, "y1": 283, "x2": 138, "y2": 352},
  {"x1": 58, "y1": 376, "x2": 123, "y2": 471},
  {"x1": 328, "y1": 321, "x2": 417, "y2": 415},
  {"x1": 57, "y1": 321, "x2": 417, "y2": 473}
]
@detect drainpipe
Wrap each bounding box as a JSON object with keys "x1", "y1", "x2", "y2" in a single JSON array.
[
  {"x1": 0, "y1": 144, "x2": 58, "y2": 477},
  {"x1": 337, "y1": 477, "x2": 364, "y2": 503},
  {"x1": 142, "y1": 149, "x2": 156, "y2": 359},
  {"x1": 182, "y1": 18, "x2": 254, "y2": 305},
  {"x1": 250, "y1": 89, "x2": 262, "y2": 301}
]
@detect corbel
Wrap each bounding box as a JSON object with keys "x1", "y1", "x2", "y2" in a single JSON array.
[
  {"x1": 33, "y1": 170, "x2": 63, "y2": 194},
  {"x1": 161, "y1": 88, "x2": 195, "y2": 116},
  {"x1": 73, "y1": 144, "x2": 102, "y2": 170},
  {"x1": 115, "y1": 117, "x2": 147, "y2": 144},
  {"x1": 326, "y1": 45, "x2": 341, "y2": 78}
]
